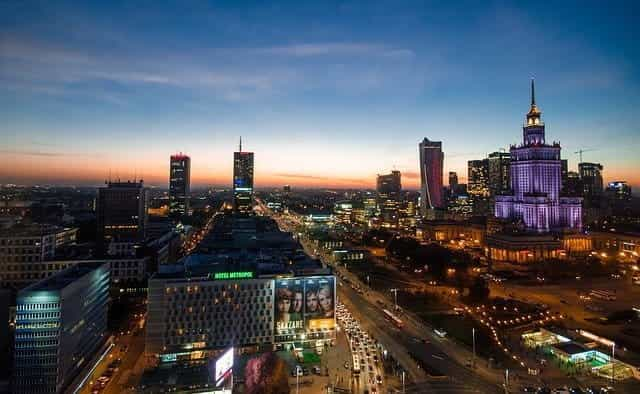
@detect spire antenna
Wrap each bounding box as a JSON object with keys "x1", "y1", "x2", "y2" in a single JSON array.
[
  {"x1": 239, "y1": 136, "x2": 242, "y2": 152},
  {"x1": 531, "y1": 77, "x2": 536, "y2": 106}
]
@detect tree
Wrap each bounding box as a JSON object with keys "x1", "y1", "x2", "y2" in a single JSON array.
[
  {"x1": 467, "y1": 277, "x2": 490, "y2": 303},
  {"x1": 244, "y1": 352, "x2": 290, "y2": 394}
]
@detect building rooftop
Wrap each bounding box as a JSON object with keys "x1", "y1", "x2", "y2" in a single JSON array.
[
  {"x1": 0, "y1": 223, "x2": 71, "y2": 238},
  {"x1": 552, "y1": 341, "x2": 590, "y2": 356},
  {"x1": 21, "y1": 261, "x2": 106, "y2": 292}
]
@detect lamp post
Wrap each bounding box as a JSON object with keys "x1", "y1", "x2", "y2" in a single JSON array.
[
  {"x1": 472, "y1": 327, "x2": 476, "y2": 369},
  {"x1": 390, "y1": 288, "x2": 399, "y2": 311},
  {"x1": 402, "y1": 370, "x2": 405, "y2": 394},
  {"x1": 611, "y1": 342, "x2": 615, "y2": 385},
  {"x1": 296, "y1": 365, "x2": 302, "y2": 394}
]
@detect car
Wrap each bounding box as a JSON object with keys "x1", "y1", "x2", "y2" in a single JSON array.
[
  {"x1": 344, "y1": 362, "x2": 350, "y2": 370},
  {"x1": 368, "y1": 365, "x2": 374, "y2": 372},
  {"x1": 302, "y1": 367, "x2": 310, "y2": 376},
  {"x1": 521, "y1": 387, "x2": 536, "y2": 392},
  {"x1": 376, "y1": 375, "x2": 382, "y2": 384},
  {"x1": 312, "y1": 366, "x2": 322, "y2": 375}
]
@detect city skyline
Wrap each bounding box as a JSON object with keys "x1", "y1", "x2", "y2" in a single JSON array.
[{"x1": 1, "y1": 1, "x2": 639, "y2": 190}]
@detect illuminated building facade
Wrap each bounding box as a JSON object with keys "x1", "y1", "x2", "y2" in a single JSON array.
[
  {"x1": 233, "y1": 138, "x2": 254, "y2": 213},
  {"x1": 13, "y1": 262, "x2": 109, "y2": 394},
  {"x1": 468, "y1": 159, "x2": 490, "y2": 215},
  {"x1": 488, "y1": 151, "x2": 511, "y2": 195},
  {"x1": 376, "y1": 171, "x2": 401, "y2": 228},
  {"x1": 419, "y1": 138, "x2": 444, "y2": 214},
  {"x1": 146, "y1": 269, "x2": 336, "y2": 361},
  {"x1": 605, "y1": 181, "x2": 632, "y2": 200},
  {"x1": 494, "y1": 80, "x2": 582, "y2": 232},
  {"x1": 96, "y1": 180, "x2": 149, "y2": 253},
  {"x1": 169, "y1": 153, "x2": 191, "y2": 216}
]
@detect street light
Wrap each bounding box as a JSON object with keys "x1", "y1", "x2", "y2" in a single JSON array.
[
  {"x1": 472, "y1": 327, "x2": 476, "y2": 369},
  {"x1": 296, "y1": 365, "x2": 302, "y2": 394},
  {"x1": 390, "y1": 288, "x2": 399, "y2": 311}
]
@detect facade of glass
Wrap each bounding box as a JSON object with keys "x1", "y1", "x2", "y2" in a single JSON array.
[
  {"x1": 13, "y1": 262, "x2": 110, "y2": 394},
  {"x1": 169, "y1": 154, "x2": 191, "y2": 216}
]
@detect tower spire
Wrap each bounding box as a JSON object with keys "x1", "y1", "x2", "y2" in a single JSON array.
[
  {"x1": 531, "y1": 78, "x2": 536, "y2": 106},
  {"x1": 239, "y1": 136, "x2": 242, "y2": 152}
]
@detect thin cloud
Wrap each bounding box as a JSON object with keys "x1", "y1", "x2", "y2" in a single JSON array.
[
  {"x1": 255, "y1": 43, "x2": 415, "y2": 58},
  {"x1": 0, "y1": 149, "x2": 101, "y2": 158}
]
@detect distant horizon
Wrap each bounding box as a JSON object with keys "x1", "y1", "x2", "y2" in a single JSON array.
[{"x1": 2, "y1": 1, "x2": 639, "y2": 192}]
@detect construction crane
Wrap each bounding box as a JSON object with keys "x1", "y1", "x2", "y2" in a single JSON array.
[{"x1": 574, "y1": 148, "x2": 597, "y2": 163}]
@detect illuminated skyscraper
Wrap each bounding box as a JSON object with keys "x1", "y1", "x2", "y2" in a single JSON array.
[
  {"x1": 169, "y1": 153, "x2": 191, "y2": 216},
  {"x1": 419, "y1": 138, "x2": 444, "y2": 215},
  {"x1": 495, "y1": 80, "x2": 582, "y2": 232},
  {"x1": 233, "y1": 137, "x2": 254, "y2": 213},
  {"x1": 488, "y1": 151, "x2": 511, "y2": 195},
  {"x1": 376, "y1": 171, "x2": 401, "y2": 228},
  {"x1": 468, "y1": 159, "x2": 490, "y2": 215}
]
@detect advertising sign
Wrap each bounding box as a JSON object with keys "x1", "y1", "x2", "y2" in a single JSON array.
[
  {"x1": 304, "y1": 276, "x2": 335, "y2": 330},
  {"x1": 214, "y1": 347, "x2": 234, "y2": 386},
  {"x1": 275, "y1": 279, "x2": 305, "y2": 334}
]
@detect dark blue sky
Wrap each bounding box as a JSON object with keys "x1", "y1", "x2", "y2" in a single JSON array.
[{"x1": 1, "y1": 1, "x2": 638, "y2": 188}]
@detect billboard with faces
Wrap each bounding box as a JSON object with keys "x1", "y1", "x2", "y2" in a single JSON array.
[{"x1": 274, "y1": 276, "x2": 336, "y2": 335}]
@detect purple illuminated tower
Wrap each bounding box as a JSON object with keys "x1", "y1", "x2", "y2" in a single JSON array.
[{"x1": 494, "y1": 80, "x2": 582, "y2": 232}]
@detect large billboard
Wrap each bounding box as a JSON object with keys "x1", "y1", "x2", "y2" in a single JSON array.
[
  {"x1": 274, "y1": 276, "x2": 336, "y2": 338},
  {"x1": 304, "y1": 276, "x2": 335, "y2": 331},
  {"x1": 275, "y1": 278, "x2": 305, "y2": 335}
]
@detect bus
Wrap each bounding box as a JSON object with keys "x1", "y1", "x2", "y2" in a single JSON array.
[
  {"x1": 352, "y1": 355, "x2": 361, "y2": 374},
  {"x1": 589, "y1": 289, "x2": 616, "y2": 301},
  {"x1": 382, "y1": 309, "x2": 404, "y2": 328}
]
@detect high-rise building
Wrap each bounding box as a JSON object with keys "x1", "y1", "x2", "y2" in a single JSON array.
[
  {"x1": 449, "y1": 172, "x2": 458, "y2": 189},
  {"x1": 13, "y1": 262, "x2": 110, "y2": 394},
  {"x1": 495, "y1": 80, "x2": 582, "y2": 232},
  {"x1": 564, "y1": 171, "x2": 583, "y2": 197},
  {"x1": 169, "y1": 153, "x2": 191, "y2": 216},
  {"x1": 376, "y1": 171, "x2": 401, "y2": 228},
  {"x1": 468, "y1": 159, "x2": 490, "y2": 215},
  {"x1": 419, "y1": 138, "x2": 444, "y2": 215},
  {"x1": 97, "y1": 180, "x2": 149, "y2": 253},
  {"x1": 488, "y1": 151, "x2": 511, "y2": 195},
  {"x1": 233, "y1": 138, "x2": 254, "y2": 213},
  {"x1": 468, "y1": 160, "x2": 490, "y2": 198},
  {"x1": 579, "y1": 162, "x2": 604, "y2": 201}
]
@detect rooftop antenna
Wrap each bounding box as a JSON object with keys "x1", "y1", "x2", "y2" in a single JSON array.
[{"x1": 531, "y1": 77, "x2": 536, "y2": 106}]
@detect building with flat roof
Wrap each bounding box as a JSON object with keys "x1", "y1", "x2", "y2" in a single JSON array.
[
  {"x1": 146, "y1": 213, "x2": 335, "y2": 363},
  {"x1": 13, "y1": 261, "x2": 110, "y2": 394},
  {"x1": 0, "y1": 225, "x2": 78, "y2": 289},
  {"x1": 169, "y1": 153, "x2": 191, "y2": 216},
  {"x1": 97, "y1": 180, "x2": 149, "y2": 254},
  {"x1": 233, "y1": 138, "x2": 254, "y2": 213}
]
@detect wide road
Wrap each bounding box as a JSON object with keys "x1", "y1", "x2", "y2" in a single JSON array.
[{"x1": 339, "y1": 281, "x2": 500, "y2": 393}]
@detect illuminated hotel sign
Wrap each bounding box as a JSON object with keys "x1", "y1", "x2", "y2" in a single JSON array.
[{"x1": 208, "y1": 271, "x2": 254, "y2": 280}]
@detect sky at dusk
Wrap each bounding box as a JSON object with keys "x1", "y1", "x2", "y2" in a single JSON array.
[{"x1": 1, "y1": 1, "x2": 639, "y2": 190}]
